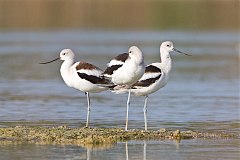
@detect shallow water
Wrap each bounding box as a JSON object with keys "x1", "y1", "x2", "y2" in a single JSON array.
[
  {"x1": 0, "y1": 30, "x2": 239, "y2": 159},
  {"x1": 0, "y1": 140, "x2": 239, "y2": 160}
]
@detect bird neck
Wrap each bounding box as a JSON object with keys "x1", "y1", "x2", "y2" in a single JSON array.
[
  {"x1": 160, "y1": 50, "x2": 172, "y2": 73},
  {"x1": 62, "y1": 57, "x2": 74, "y2": 66},
  {"x1": 60, "y1": 59, "x2": 75, "y2": 87},
  {"x1": 60, "y1": 59, "x2": 74, "y2": 74}
]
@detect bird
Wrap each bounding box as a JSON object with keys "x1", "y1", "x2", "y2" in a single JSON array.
[
  {"x1": 101, "y1": 46, "x2": 145, "y2": 131},
  {"x1": 111, "y1": 41, "x2": 191, "y2": 131},
  {"x1": 39, "y1": 49, "x2": 109, "y2": 128}
]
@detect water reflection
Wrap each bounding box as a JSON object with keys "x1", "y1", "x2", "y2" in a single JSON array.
[
  {"x1": 125, "y1": 142, "x2": 129, "y2": 160},
  {"x1": 124, "y1": 140, "x2": 181, "y2": 160},
  {"x1": 143, "y1": 141, "x2": 146, "y2": 160},
  {"x1": 0, "y1": 139, "x2": 239, "y2": 160}
]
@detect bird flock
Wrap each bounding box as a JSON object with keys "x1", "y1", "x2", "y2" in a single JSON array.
[{"x1": 40, "y1": 41, "x2": 191, "y2": 131}]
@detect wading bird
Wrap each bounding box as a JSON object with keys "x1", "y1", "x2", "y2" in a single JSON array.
[
  {"x1": 40, "y1": 49, "x2": 109, "y2": 128},
  {"x1": 101, "y1": 46, "x2": 145, "y2": 131},
  {"x1": 112, "y1": 41, "x2": 191, "y2": 131}
]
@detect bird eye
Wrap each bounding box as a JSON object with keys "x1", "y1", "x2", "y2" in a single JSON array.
[
  {"x1": 167, "y1": 45, "x2": 170, "y2": 47},
  {"x1": 63, "y1": 53, "x2": 66, "y2": 55},
  {"x1": 129, "y1": 51, "x2": 132, "y2": 53}
]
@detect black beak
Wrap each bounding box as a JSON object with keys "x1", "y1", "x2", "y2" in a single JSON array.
[
  {"x1": 39, "y1": 57, "x2": 60, "y2": 64},
  {"x1": 173, "y1": 48, "x2": 192, "y2": 56}
]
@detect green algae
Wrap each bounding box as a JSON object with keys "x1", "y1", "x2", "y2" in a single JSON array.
[{"x1": 0, "y1": 126, "x2": 236, "y2": 145}]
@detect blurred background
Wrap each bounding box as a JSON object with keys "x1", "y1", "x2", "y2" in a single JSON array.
[{"x1": 0, "y1": 0, "x2": 238, "y2": 30}]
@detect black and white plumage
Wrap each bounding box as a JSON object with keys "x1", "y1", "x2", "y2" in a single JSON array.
[
  {"x1": 112, "y1": 41, "x2": 191, "y2": 131},
  {"x1": 102, "y1": 46, "x2": 145, "y2": 86},
  {"x1": 102, "y1": 46, "x2": 145, "y2": 131},
  {"x1": 132, "y1": 64, "x2": 162, "y2": 93},
  {"x1": 102, "y1": 53, "x2": 129, "y2": 79},
  {"x1": 40, "y1": 49, "x2": 109, "y2": 128}
]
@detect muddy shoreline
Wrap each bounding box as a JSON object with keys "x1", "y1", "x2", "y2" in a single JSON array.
[{"x1": 0, "y1": 126, "x2": 237, "y2": 145}]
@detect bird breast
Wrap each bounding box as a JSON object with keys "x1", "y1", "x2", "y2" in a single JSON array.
[{"x1": 112, "y1": 60, "x2": 145, "y2": 85}]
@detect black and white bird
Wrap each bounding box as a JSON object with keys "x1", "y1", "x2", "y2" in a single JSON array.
[
  {"x1": 112, "y1": 41, "x2": 191, "y2": 131},
  {"x1": 40, "y1": 49, "x2": 109, "y2": 128},
  {"x1": 102, "y1": 46, "x2": 145, "y2": 131}
]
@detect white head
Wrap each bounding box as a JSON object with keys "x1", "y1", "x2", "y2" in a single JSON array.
[
  {"x1": 39, "y1": 49, "x2": 76, "y2": 65},
  {"x1": 160, "y1": 41, "x2": 174, "y2": 53},
  {"x1": 128, "y1": 46, "x2": 144, "y2": 64},
  {"x1": 160, "y1": 41, "x2": 191, "y2": 56},
  {"x1": 60, "y1": 49, "x2": 75, "y2": 61}
]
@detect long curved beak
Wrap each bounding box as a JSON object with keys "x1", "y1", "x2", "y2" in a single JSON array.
[
  {"x1": 39, "y1": 57, "x2": 60, "y2": 64},
  {"x1": 173, "y1": 48, "x2": 192, "y2": 56}
]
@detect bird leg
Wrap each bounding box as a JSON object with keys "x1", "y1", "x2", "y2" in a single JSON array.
[
  {"x1": 143, "y1": 95, "x2": 148, "y2": 131},
  {"x1": 86, "y1": 92, "x2": 91, "y2": 128},
  {"x1": 125, "y1": 89, "x2": 131, "y2": 131}
]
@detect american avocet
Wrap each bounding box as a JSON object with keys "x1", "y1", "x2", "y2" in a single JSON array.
[
  {"x1": 112, "y1": 41, "x2": 191, "y2": 131},
  {"x1": 101, "y1": 46, "x2": 145, "y2": 131},
  {"x1": 40, "y1": 49, "x2": 109, "y2": 128}
]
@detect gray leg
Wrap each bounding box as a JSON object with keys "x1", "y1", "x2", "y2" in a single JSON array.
[
  {"x1": 86, "y1": 92, "x2": 91, "y2": 128},
  {"x1": 143, "y1": 95, "x2": 148, "y2": 131},
  {"x1": 125, "y1": 89, "x2": 131, "y2": 131}
]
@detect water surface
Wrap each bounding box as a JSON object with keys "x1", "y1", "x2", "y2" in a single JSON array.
[{"x1": 0, "y1": 30, "x2": 239, "y2": 159}]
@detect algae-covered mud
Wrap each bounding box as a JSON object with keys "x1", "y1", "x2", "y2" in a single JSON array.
[{"x1": 0, "y1": 126, "x2": 236, "y2": 145}]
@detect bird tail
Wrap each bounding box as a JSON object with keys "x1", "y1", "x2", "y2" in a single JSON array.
[
  {"x1": 97, "y1": 75, "x2": 131, "y2": 94},
  {"x1": 97, "y1": 75, "x2": 116, "y2": 89}
]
